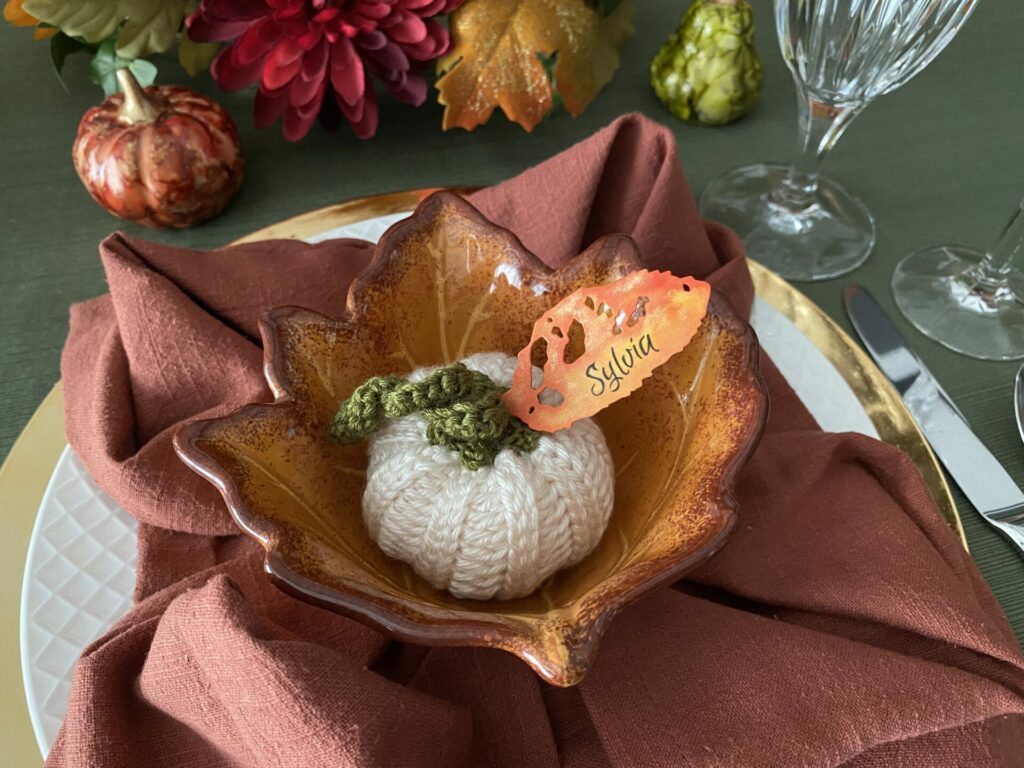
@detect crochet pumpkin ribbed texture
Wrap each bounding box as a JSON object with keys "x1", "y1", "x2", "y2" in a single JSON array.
[{"x1": 333, "y1": 352, "x2": 615, "y2": 600}]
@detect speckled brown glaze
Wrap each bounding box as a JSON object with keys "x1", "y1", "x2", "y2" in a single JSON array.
[{"x1": 174, "y1": 192, "x2": 768, "y2": 686}]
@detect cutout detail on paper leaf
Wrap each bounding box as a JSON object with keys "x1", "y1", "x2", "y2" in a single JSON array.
[{"x1": 504, "y1": 269, "x2": 711, "y2": 432}]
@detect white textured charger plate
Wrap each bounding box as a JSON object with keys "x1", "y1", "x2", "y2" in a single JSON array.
[{"x1": 20, "y1": 211, "x2": 878, "y2": 757}]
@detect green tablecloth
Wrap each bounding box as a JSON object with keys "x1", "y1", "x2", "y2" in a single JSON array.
[{"x1": 2, "y1": 0, "x2": 1022, "y2": 644}]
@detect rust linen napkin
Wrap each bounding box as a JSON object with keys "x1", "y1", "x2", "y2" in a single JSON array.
[{"x1": 54, "y1": 114, "x2": 1024, "y2": 767}]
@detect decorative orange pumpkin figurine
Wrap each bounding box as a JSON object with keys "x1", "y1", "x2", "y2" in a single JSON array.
[{"x1": 73, "y1": 69, "x2": 243, "y2": 229}]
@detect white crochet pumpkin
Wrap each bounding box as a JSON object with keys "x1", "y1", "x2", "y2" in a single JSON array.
[{"x1": 362, "y1": 352, "x2": 615, "y2": 600}]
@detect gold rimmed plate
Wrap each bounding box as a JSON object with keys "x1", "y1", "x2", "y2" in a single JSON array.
[{"x1": 6, "y1": 186, "x2": 965, "y2": 762}]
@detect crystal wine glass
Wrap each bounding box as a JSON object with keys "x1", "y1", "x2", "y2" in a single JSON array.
[
  {"x1": 893, "y1": 198, "x2": 1024, "y2": 360},
  {"x1": 700, "y1": 0, "x2": 980, "y2": 282}
]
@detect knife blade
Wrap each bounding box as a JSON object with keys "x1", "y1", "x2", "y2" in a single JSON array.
[{"x1": 844, "y1": 285, "x2": 1024, "y2": 552}]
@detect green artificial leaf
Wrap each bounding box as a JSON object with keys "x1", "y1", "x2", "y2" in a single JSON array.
[
  {"x1": 89, "y1": 37, "x2": 125, "y2": 95},
  {"x1": 178, "y1": 33, "x2": 219, "y2": 76},
  {"x1": 49, "y1": 32, "x2": 93, "y2": 92},
  {"x1": 130, "y1": 57, "x2": 158, "y2": 87},
  {"x1": 89, "y1": 35, "x2": 157, "y2": 96},
  {"x1": 118, "y1": 0, "x2": 191, "y2": 59},
  {"x1": 23, "y1": 0, "x2": 122, "y2": 47},
  {"x1": 23, "y1": 0, "x2": 190, "y2": 58}
]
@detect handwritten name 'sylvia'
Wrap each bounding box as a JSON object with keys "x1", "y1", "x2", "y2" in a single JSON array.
[{"x1": 586, "y1": 334, "x2": 660, "y2": 396}]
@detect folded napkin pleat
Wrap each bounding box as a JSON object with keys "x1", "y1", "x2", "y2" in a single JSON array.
[{"x1": 53, "y1": 113, "x2": 1024, "y2": 767}]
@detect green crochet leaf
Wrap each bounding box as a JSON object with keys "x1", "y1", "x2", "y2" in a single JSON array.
[{"x1": 331, "y1": 363, "x2": 539, "y2": 471}]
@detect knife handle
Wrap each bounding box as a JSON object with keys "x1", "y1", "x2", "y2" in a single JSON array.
[
  {"x1": 987, "y1": 503, "x2": 1024, "y2": 553},
  {"x1": 988, "y1": 503, "x2": 1024, "y2": 525}
]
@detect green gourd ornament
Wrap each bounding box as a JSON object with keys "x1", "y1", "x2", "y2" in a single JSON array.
[{"x1": 651, "y1": 0, "x2": 763, "y2": 126}]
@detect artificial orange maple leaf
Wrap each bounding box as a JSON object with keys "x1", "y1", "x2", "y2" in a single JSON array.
[{"x1": 436, "y1": 0, "x2": 634, "y2": 132}]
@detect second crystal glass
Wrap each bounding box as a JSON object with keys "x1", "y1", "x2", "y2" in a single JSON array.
[
  {"x1": 701, "y1": 0, "x2": 980, "y2": 282},
  {"x1": 893, "y1": 198, "x2": 1024, "y2": 360}
]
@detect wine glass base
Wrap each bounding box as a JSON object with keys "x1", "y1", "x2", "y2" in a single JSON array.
[
  {"x1": 700, "y1": 163, "x2": 876, "y2": 282},
  {"x1": 893, "y1": 245, "x2": 1024, "y2": 361}
]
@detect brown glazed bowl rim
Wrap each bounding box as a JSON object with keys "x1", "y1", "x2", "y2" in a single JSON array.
[{"x1": 174, "y1": 194, "x2": 769, "y2": 686}]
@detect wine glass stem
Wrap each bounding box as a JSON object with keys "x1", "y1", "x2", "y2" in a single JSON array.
[
  {"x1": 973, "y1": 201, "x2": 1024, "y2": 287},
  {"x1": 771, "y1": 87, "x2": 863, "y2": 212}
]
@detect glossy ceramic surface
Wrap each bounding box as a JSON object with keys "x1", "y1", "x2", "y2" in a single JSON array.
[
  {"x1": 175, "y1": 192, "x2": 768, "y2": 686},
  {"x1": 14, "y1": 191, "x2": 966, "y2": 759}
]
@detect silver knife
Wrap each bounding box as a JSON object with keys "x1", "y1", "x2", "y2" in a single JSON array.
[{"x1": 844, "y1": 285, "x2": 1024, "y2": 554}]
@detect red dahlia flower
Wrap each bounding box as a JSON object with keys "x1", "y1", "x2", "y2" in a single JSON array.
[{"x1": 187, "y1": 0, "x2": 464, "y2": 141}]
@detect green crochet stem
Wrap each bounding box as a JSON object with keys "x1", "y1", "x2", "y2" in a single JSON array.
[{"x1": 330, "y1": 363, "x2": 540, "y2": 470}]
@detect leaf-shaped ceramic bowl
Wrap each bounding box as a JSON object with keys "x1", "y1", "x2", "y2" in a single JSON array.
[{"x1": 174, "y1": 192, "x2": 767, "y2": 686}]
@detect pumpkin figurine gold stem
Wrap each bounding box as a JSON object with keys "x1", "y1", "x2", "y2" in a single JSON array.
[{"x1": 115, "y1": 68, "x2": 162, "y2": 125}]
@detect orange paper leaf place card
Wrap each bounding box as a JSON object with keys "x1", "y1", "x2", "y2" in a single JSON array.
[{"x1": 504, "y1": 270, "x2": 711, "y2": 432}]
